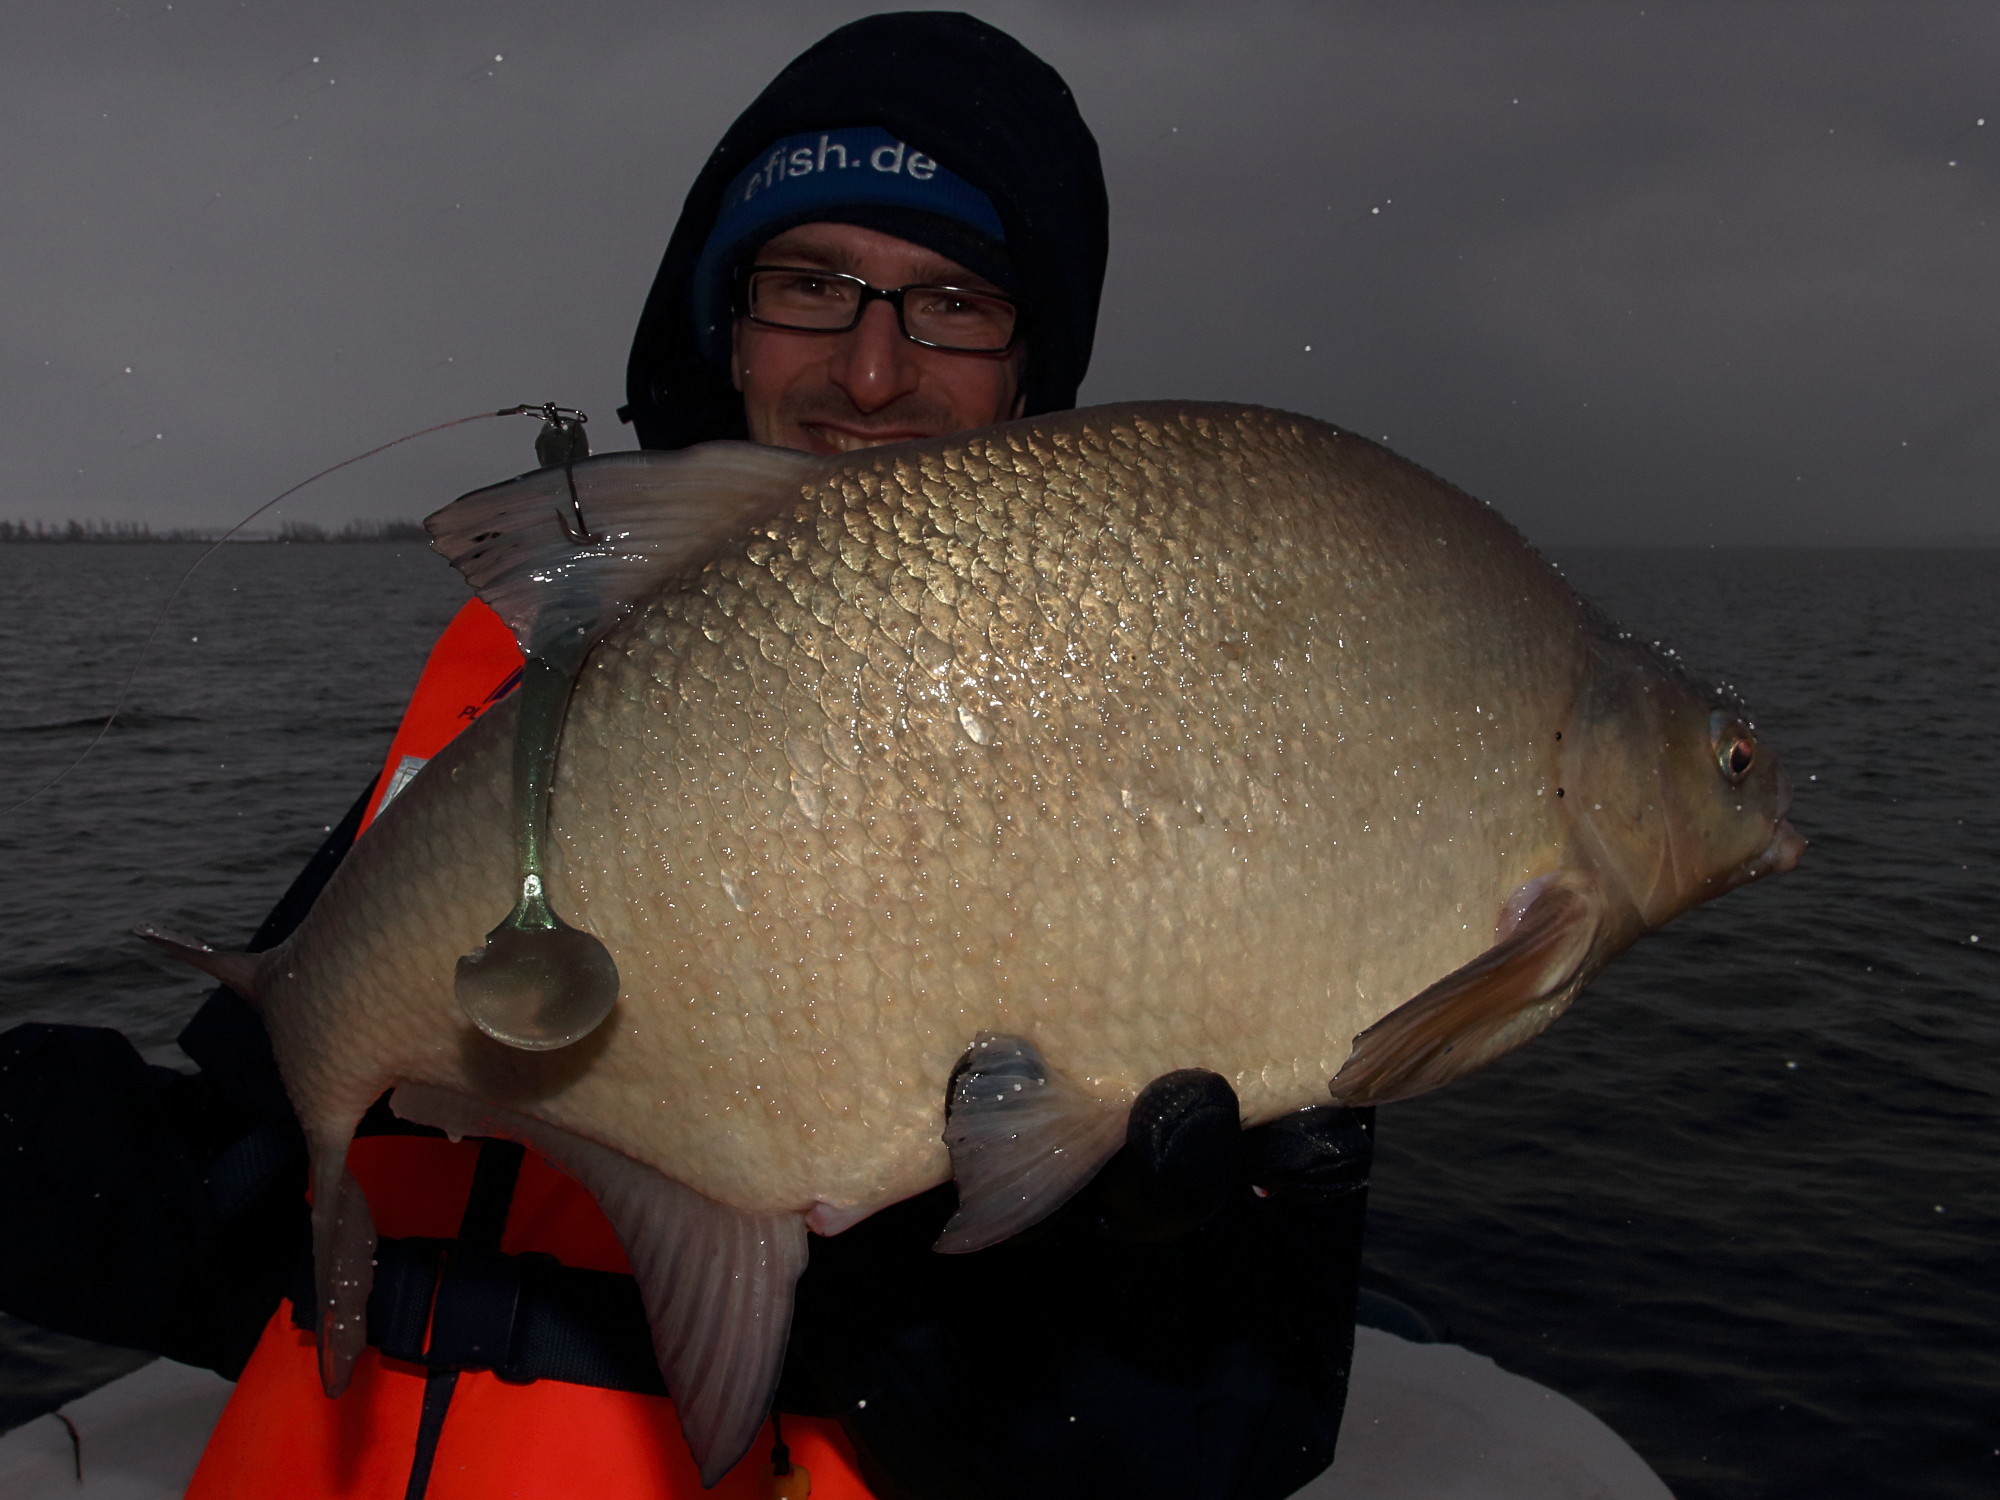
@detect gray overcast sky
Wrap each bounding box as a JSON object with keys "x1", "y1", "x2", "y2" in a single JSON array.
[{"x1": 5, "y1": 0, "x2": 1996, "y2": 544}]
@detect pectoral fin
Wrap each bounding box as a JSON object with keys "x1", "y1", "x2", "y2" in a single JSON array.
[
  {"x1": 935, "y1": 1033, "x2": 1130, "y2": 1254},
  {"x1": 1329, "y1": 877, "x2": 1603, "y2": 1108},
  {"x1": 389, "y1": 1084, "x2": 805, "y2": 1485},
  {"x1": 424, "y1": 443, "x2": 822, "y2": 661}
]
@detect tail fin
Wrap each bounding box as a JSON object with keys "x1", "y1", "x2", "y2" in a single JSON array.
[{"x1": 136, "y1": 925, "x2": 263, "y2": 1001}]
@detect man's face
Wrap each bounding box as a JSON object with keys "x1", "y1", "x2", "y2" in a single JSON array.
[{"x1": 731, "y1": 221, "x2": 1027, "y2": 455}]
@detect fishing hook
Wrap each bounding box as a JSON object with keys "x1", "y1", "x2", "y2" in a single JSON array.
[{"x1": 499, "y1": 403, "x2": 599, "y2": 543}]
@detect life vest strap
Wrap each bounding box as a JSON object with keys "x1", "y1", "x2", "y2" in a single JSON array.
[
  {"x1": 299, "y1": 1236, "x2": 671, "y2": 1395},
  {"x1": 290, "y1": 1141, "x2": 670, "y2": 1398}
]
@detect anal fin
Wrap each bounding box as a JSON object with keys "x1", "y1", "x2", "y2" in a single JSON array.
[
  {"x1": 1329, "y1": 876, "x2": 1604, "y2": 1108},
  {"x1": 389, "y1": 1084, "x2": 806, "y2": 1486},
  {"x1": 935, "y1": 1033, "x2": 1129, "y2": 1254}
]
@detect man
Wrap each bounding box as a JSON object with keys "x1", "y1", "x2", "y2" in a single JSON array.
[
  {"x1": 0, "y1": 15, "x2": 1370, "y2": 1499},
  {"x1": 729, "y1": 219, "x2": 1028, "y2": 452}
]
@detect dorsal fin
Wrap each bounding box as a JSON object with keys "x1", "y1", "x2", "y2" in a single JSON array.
[
  {"x1": 424, "y1": 444, "x2": 821, "y2": 662},
  {"x1": 389, "y1": 1084, "x2": 807, "y2": 1485}
]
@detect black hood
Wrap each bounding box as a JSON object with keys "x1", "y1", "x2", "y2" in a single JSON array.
[{"x1": 620, "y1": 12, "x2": 1108, "y2": 450}]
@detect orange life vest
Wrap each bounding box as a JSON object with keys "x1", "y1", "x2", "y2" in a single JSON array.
[{"x1": 187, "y1": 599, "x2": 879, "y2": 1500}]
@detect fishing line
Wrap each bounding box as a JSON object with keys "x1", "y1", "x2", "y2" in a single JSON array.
[{"x1": 5, "y1": 403, "x2": 582, "y2": 817}]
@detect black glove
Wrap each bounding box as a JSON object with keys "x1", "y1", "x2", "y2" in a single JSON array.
[
  {"x1": 780, "y1": 1071, "x2": 1374, "y2": 1500},
  {"x1": 0, "y1": 1010, "x2": 306, "y2": 1376}
]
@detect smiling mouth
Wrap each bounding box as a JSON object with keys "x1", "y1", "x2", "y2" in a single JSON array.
[{"x1": 802, "y1": 425, "x2": 928, "y2": 455}]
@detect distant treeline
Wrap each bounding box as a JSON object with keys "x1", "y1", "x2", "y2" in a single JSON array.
[
  {"x1": 0, "y1": 518, "x2": 428, "y2": 543},
  {"x1": 273, "y1": 520, "x2": 430, "y2": 543}
]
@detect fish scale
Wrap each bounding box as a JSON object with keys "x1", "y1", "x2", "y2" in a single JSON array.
[
  {"x1": 141, "y1": 403, "x2": 1799, "y2": 1481},
  {"x1": 526, "y1": 410, "x2": 1566, "y2": 1204}
]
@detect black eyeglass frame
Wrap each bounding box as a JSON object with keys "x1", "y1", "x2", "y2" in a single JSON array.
[{"x1": 735, "y1": 264, "x2": 1027, "y2": 354}]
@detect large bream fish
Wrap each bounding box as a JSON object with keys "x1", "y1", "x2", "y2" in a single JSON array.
[{"x1": 148, "y1": 403, "x2": 1801, "y2": 1480}]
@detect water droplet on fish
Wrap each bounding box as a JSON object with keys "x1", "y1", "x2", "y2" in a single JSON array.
[
  {"x1": 790, "y1": 772, "x2": 825, "y2": 827},
  {"x1": 956, "y1": 704, "x2": 995, "y2": 744},
  {"x1": 720, "y1": 870, "x2": 750, "y2": 913},
  {"x1": 913, "y1": 628, "x2": 955, "y2": 677}
]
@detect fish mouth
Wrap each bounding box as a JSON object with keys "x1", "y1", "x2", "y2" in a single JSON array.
[
  {"x1": 1739, "y1": 818, "x2": 1807, "y2": 881},
  {"x1": 1736, "y1": 766, "x2": 1805, "y2": 882}
]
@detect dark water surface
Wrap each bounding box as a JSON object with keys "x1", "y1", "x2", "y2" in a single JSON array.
[
  {"x1": 0, "y1": 542, "x2": 461, "y2": 1431},
  {"x1": 1, "y1": 542, "x2": 1995, "y2": 1497}
]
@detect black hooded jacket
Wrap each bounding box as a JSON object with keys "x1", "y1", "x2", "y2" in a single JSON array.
[{"x1": 621, "y1": 11, "x2": 1109, "y2": 450}]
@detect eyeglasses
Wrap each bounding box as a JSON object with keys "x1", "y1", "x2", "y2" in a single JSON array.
[{"x1": 739, "y1": 265, "x2": 1024, "y2": 353}]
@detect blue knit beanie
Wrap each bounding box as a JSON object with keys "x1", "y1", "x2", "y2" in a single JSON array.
[{"x1": 691, "y1": 126, "x2": 1010, "y2": 366}]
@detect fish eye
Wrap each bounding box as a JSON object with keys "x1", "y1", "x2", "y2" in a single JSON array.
[{"x1": 1710, "y1": 709, "x2": 1756, "y2": 784}]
